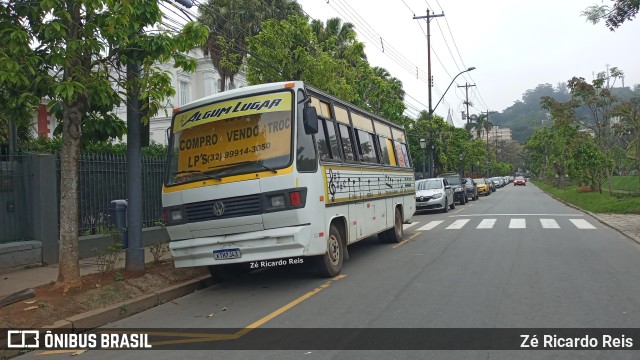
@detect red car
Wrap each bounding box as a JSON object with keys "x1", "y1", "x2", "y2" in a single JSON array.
[{"x1": 514, "y1": 176, "x2": 526, "y2": 186}]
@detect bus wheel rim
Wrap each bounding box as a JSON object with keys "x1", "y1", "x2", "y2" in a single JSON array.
[{"x1": 328, "y1": 235, "x2": 340, "y2": 265}]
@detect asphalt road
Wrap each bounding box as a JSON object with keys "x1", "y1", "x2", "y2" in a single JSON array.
[{"x1": 20, "y1": 182, "x2": 640, "y2": 359}]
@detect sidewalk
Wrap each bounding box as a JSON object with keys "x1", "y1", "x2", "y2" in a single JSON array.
[{"x1": 0, "y1": 247, "x2": 169, "y2": 298}]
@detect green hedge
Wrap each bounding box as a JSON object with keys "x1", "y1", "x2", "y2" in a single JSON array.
[{"x1": 19, "y1": 136, "x2": 168, "y2": 157}]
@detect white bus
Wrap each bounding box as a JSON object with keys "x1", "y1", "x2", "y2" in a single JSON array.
[{"x1": 162, "y1": 81, "x2": 415, "y2": 279}]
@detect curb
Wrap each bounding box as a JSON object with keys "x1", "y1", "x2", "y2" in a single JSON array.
[
  {"x1": 535, "y1": 182, "x2": 640, "y2": 245},
  {"x1": 44, "y1": 274, "x2": 214, "y2": 330}
]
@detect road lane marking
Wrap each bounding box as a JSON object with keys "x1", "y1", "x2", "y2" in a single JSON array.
[
  {"x1": 393, "y1": 232, "x2": 421, "y2": 249},
  {"x1": 403, "y1": 222, "x2": 419, "y2": 230},
  {"x1": 236, "y1": 279, "x2": 338, "y2": 336},
  {"x1": 446, "y1": 219, "x2": 469, "y2": 229},
  {"x1": 417, "y1": 220, "x2": 443, "y2": 231},
  {"x1": 476, "y1": 219, "x2": 496, "y2": 229},
  {"x1": 452, "y1": 205, "x2": 467, "y2": 213},
  {"x1": 37, "y1": 350, "x2": 79, "y2": 356},
  {"x1": 540, "y1": 218, "x2": 560, "y2": 229},
  {"x1": 450, "y1": 214, "x2": 584, "y2": 217},
  {"x1": 86, "y1": 276, "x2": 348, "y2": 348},
  {"x1": 570, "y1": 219, "x2": 597, "y2": 229},
  {"x1": 509, "y1": 218, "x2": 526, "y2": 229}
]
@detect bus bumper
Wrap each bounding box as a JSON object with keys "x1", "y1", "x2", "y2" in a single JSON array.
[{"x1": 169, "y1": 225, "x2": 312, "y2": 268}]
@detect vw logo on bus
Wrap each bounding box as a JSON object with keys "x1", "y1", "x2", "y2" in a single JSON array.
[{"x1": 213, "y1": 201, "x2": 225, "y2": 216}]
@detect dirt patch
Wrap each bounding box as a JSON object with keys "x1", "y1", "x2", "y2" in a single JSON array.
[{"x1": 0, "y1": 261, "x2": 208, "y2": 328}]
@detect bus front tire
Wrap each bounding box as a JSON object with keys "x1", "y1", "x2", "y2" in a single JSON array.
[{"x1": 316, "y1": 224, "x2": 344, "y2": 278}]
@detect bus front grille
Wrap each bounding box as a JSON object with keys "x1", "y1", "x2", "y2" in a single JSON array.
[{"x1": 183, "y1": 194, "x2": 262, "y2": 222}]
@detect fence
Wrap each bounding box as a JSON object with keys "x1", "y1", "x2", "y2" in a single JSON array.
[
  {"x1": 0, "y1": 155, "x2": 32, "y2": 243},
  {"x1": 56, "y1": 153, "x2": 166, "y2": 236}
]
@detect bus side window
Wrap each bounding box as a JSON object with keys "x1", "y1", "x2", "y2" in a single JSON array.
[
  {"x1": 316, "y1": 118, "x2": 331, "y2": 161},
  {"x1": 395, "y1": 141, "x2": 411, "y2": 168},
  {"x1": 377, "y1": 136, "x2": 392, "y2": 165},
  {"x1": 356, "y1": 129, "x2": 378, "y2": 163},
  {"x1": 338, "y1": 123, "x2": 357, "y2": 162},
  {"x1": 393, "y1": 140, "x2": 411, "y2": 167},
  {"x1": 297, "y1": 90, "x2": 318, "y2": 172},
  {"x1": 326, "y1": 120, "x2": 342, "y2": 161}
]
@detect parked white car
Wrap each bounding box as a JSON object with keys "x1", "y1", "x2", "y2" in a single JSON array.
[{"x1": 415, "y1": 178, "x2": 455, "y2": 213}]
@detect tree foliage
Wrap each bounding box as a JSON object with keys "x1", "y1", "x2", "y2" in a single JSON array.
[
  {"x1": 0, "y1": 0, "x2": 208, "y2": 285},
  {"x1": 526, "y1": 92, "x2": 612, "y2": 190},
  {"x1": 582, "y1": 0, "x2": 640, "y2": 30},
  {"x1": 198, "y1": 0, "x2": 303, "y2": 91}
]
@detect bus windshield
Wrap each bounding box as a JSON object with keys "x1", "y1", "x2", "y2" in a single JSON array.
[{"x1": 165, "y1": 90, "x2": 294, "y2": 185}]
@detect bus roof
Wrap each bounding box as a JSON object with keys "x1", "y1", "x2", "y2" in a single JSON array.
[
  {"x1": 173, "y1": 81, "x2": 406, "y2": 135},
  {"x1": 173, "y1": 81, "x2": 305, "y2": 114}
]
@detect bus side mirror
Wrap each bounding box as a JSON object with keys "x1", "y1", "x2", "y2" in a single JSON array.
[{"x1": 303, "y1": 107, "x2": 318, "y2": 135}]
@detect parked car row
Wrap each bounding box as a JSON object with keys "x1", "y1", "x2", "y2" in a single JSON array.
[{"x1": 415, "y1": 173, "x2": 521, "y2": 213}]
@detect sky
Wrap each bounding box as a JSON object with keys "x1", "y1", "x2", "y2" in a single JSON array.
[{"x1": 294, "y1": 0, "x2": 640, "y2": 127}]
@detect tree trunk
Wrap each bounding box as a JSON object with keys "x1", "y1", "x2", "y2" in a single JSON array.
[
  {"x1": 219, "y1": 74, "x2": 226, "y2": 92},
  {"x1": 57, "y1": 104, "x2": 82, "y2": 285}
]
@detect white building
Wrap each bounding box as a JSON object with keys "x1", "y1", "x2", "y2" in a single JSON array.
[
  {"x1": 31, "y1": 48, "x2": 247, "y2": 145},
  {"x1": 477, "y1": 125, "x2": 512, "y2": 142}
]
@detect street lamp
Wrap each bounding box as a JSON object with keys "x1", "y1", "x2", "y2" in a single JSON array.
[
  {"x1": 431, "y1": 67, "x2": 476, "y2": 116},
  {"x1": 420, "y1": 138, "x2": 427, "y2": 179}
]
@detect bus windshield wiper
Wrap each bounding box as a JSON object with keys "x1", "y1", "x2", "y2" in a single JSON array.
[
  {"x1": 206, "y1": 161, "x2": 278, "y2": 180},
  {"x1": 172, "y1": 169, "x2": 202, "y2": 176}
]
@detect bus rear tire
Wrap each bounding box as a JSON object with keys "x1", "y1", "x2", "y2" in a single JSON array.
[
  {"x1": 316, "y1": 224, "x2": 344, "y2": 278},
  {"x1": 381, "y1": 207, "x2": 403, "y2": 243}
]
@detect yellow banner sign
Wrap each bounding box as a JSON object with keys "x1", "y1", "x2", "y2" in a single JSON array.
[
  {"x1": 176, "y1": 112, "x2": 292, "y2": 173},
  {"x1": 173, "y1": 92, "x2": 292, "y2": 132}
]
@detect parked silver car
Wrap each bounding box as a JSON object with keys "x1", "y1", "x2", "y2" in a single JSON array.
[{"x1": 415, "y1": 178, "x2": 455, "y2": 213}]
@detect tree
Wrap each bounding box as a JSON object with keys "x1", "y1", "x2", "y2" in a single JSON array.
[
  {"x1": 199, "y1": 0, "x2": 303, "y2": 92},
  {"x1": 567, "y1": 71, "x2": 621, "y2": 194},
  {"x1": 0, "y1": 0, "x2": 208, "y2": 286},
  {"x1": 582, "y1": 0, "x2": 640, "y2": 30},
  {"x1": 310, "y1": 17, "x2": 366, "y2": 65},
  {"x1": 539, "y1": 96, "x2": 582, "y2": 187},
  {"x1": 246, "y1": 15, "x2": 358, "y2": 101},
  {"x1": 612, "y1": 96, "x2": 640, "y2": 181}
]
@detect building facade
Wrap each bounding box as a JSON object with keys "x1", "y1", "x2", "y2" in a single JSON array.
[{"x1": 31, "y1": 48, "x2": 247, "y2": 145}]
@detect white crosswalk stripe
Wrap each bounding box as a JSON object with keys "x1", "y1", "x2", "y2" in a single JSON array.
[
  {"x1": 540, "y1": 218, "x2": 560, "y2": 229},
  {"x1": 476, "y1": 219, "x2": 496, "y2": 229},
  {"x1": 569, "y1": 218, "x2": 597, "y2": 229},
  {"x1": 509, "y1": 218, "x2": 526, "y2": 229},
  {"x1": 417, "y1": 221, "x2": 444, "y2": 231},
  {"x1": 408, "y1": 218, "x2": 598, "y2": 231},
  {"x1": 403, "y1": 222, "x2": 419, "y2": 230},
  {"x1": 446, "y1": 219, "x2": 470, "y2": 229}
]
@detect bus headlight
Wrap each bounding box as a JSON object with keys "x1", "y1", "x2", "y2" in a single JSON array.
[
  {"x1": 269, "y1": 194, "x2": 286, "y2": 208},
  {"x1": 163, "y1": 207, "x2": 184, "y2": 225},
  {"x1": 170, "y1": 209, "x2": 183, "y2": 222}
]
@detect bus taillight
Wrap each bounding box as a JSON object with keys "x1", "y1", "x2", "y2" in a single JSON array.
[{"x1": 289, "y1": 191, "x2": 302, "y2": 206}]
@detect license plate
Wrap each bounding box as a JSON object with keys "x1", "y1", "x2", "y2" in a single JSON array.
[{"x1": 213, "y1": 249, "x2": 241, "y2": 260}]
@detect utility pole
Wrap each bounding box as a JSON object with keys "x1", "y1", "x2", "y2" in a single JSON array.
[
  {"x1": 123, "y1": 0, "x2": 194, "y2": 272},
  {"x1": 458, "y1": 83, "x2": 476, "y2": 126},
  {"x1": 413, "y1": 9, "x2": 443, "y2": 178},
  {"x1": 125, "y1": 59, "x2": 144, "y2": 273},
  {"x1": 485, "y1": 110, "x2": 491, "y2": 177},
  {"x1": 413, "y1": 9, "x2": 444, "y2": 115}
]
